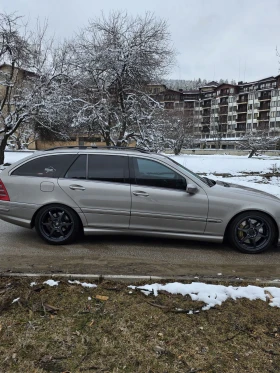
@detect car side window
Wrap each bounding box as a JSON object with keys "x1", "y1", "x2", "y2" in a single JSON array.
[
  {"x1": 131, "y1": 157, "x2": 186, "y2": 190},
  {"x1": 64, "y1": 155, "x2": 87, "y2": 179},
  {"x1": 11, "y1": 154, "x2": 77, "y2": 178},
  {"x1": 88, "y1": 155, "x2": 129, "y2": 183}
]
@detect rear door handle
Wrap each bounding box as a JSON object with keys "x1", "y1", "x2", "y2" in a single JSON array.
[
  {"x1": 69, "y1": 185, "x2": 86, "y2": 191},
  {"x1": 133, "y1": 191, "x2": 149, "y2": 197}
]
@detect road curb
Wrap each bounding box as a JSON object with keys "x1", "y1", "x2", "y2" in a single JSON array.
[{"x1": 1, "y1": 272, "x2": 280, "y2": 285}]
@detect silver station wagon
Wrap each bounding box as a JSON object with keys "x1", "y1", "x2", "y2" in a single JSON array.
[{"x1": 0, "y1": 147, "x2": 279, "y2": 254}]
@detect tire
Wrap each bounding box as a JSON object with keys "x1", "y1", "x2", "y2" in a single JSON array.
[
  {"x1": 228, "y1": 211, "x2": 276, "y2": 254},
  {"x1": 35, "y1": 204, "x2": 81, "y2": 245}
]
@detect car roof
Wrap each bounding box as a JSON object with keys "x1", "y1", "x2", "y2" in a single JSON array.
[{"x1": 40, "y1": 146, "x2": 164, "y2": 159}]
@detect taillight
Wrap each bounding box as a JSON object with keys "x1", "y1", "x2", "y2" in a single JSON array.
[{"x1": 0, "y1": 179, "x2": 10, "y2": 201}]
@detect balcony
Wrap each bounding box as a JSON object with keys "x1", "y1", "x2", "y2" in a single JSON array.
[
  {"x1": 201, "y1": 100, "x2": 211, "y2": 108},
  {"x1": 259, "y1": 103, "x2": 270, "y2": 111},
  {"x1": 238, "y1": 104, "x2": 247, "y2": 113},
  {"x1": 201, "y1": 126, "x2": 210, "y2": 133},
  {"x1": 258, "y1": 94, "x2": 271, "y2": 101},
  {"x1": 219, "y1": 107, "x2": 228, "y2": 115},
  {"x1": 219, "y1": 100, "x2": 228, "y2": 106},
  {"x1": 219, "y1": 114, "x2": 228, "y2": 123},
  {"x1": 258, "y1": 116, "x2": 269, "y2": 121},
  {"x1": 237, "y1": 95, "x2": 248, "y2": 104},
  {"x1": 219, "y1": 124, "x2": 228, "y2": 133},
  {"x1": 202, "y1": 117, "x2": 210, "y2": 123},
  {"x1": 258, "y1": 121, "x2": 269, "y2": 130},
  {"x1": 236, "y1": 115, "x2": 247, "y2": 123},
  {"x1": 236, "y1": 124, "x2": 246, "y2": 131}
]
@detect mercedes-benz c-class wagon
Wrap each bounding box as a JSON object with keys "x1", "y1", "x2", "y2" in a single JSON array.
[{"x1": 0, "y1": 146, "x2": 279, "y2": 254}]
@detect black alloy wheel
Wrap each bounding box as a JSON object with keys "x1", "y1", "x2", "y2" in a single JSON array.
[
  {"x1": 35, "y1": 204, "x2": 80, "y2": 244},
  {"x1": 228, "y1": 212, "x2": 276, "y2": 254}
]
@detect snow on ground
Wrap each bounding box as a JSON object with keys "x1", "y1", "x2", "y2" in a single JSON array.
[
  {"x1": 7, "y1": 280, "x2": 280, "y2": 312},
  {"x1": 170, "y1": 154, "x2": 280, "y2": 175},
  {"x1": 3, "y1": 151, "x2": 33, "y2": 164},
  {"x1": 43, "y1": 280, "x2": 60, "y2": 287},
  {"x1": 170, "y1": 154, "x2": 280, "y2": 198},
  {"x1": 129, "y1": 282, "x2": 280, "y2": 311},
  {"x1": 68, "y1": 280, "x2": 97, "y2": 288}
]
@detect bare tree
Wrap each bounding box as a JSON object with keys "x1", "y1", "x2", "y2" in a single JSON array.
[
  {"x1": 136, "y1": 109, "x2": 194, "y2": 154},
  {"x1": 7, "y1": 121, "x2": 38, "y2": 149},
  {"x1": 64, "y1": 11, "x2": 175, "y2": 146},
  {"x1": 0, "y1": 13, "x2": 73, "y2": 163},
  {"x1": 236, "y1": 132, "x2": 279, "y2": 158}
]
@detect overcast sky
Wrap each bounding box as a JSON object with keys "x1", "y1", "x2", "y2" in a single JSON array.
[{"x1": 1, "y1": 0, "x2": 280, "y2": 82}]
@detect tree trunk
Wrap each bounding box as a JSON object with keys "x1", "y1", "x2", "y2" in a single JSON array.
[
  {"x1": 248, "y1": 148, "x2": 256, "y2": 158},
  {"x1": 0, "y1": 136, "x2": 8, "y2": 165}
]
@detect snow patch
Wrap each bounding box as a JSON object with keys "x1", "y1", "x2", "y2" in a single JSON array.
[
  {"x1": 43, "y1": 280, "x2": 60, "y2": 287},
  {"x1": 129, "y1": 282, "x2": 280, "y2": 310},
  {"x1": 68, "y1": 280, "x2": 97, "y2": 288}
]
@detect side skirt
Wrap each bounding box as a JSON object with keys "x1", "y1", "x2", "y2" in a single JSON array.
[{"x1": 83, "y1": 228, "x2": 223, "y2": 243}]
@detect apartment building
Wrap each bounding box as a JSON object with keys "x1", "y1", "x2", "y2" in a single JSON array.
[{"x1": 151, "y1": 75, "x2": 280, "y2": 148}]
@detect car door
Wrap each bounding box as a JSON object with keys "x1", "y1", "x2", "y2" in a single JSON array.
[
  {"x1": 129, "y1": 156, "x2": 209, "y2": 234},
  {"x1": 58, "y1": 153, "x2": 131, "y2": 229}
]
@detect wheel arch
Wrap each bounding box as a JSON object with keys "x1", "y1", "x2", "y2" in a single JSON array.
[
  {"x1": 224, "y1": 209, "x2": 279, "y2": 244},
  {"x1": 31, "y1": 202, "x2": 84, "y2": 230}
]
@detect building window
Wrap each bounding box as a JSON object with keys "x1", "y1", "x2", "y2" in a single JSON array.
[
  {"x1": 230, "y1": 88, "x2": 234, "y2": 93},
  {"x1": 254, "y1": 113, "x2": 258, "y2": 119},
  {"x1": 247, "y1": 114, "x2": 252, "y2": 119},
  {"x1": 271, "y1": 112, "x2": 276, "y2": 118}
]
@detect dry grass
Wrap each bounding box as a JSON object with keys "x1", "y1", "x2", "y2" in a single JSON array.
[{"x1": 0, "y1": 277, "x2": 280, "y2": 373}]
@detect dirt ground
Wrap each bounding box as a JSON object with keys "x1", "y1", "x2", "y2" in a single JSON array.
[{"x1": 0, "y1": 276, "x2": 280, "y2": 373}]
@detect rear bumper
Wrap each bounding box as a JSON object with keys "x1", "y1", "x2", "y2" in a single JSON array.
[{"x1": 0, "y1": 201, "x2": 38, "y2": 228}]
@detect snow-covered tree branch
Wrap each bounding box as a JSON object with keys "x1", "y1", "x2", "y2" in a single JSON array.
[
  {"x1": 0, "y1": 13, "x2": 72, "y2": 164},
  {"x1": 61, "y1": 11, "x2": 175, "y2": 146}
]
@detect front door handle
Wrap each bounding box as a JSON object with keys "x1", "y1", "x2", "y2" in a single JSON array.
[
  {"x1": 133, "y1": 191, "x2": 149, "y2": 197},
  {"x1": 69, "y1": 184, "x2": 86, "y2": 191}
]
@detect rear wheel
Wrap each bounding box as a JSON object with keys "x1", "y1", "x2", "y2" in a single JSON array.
[
  {"x1": 228, "y1": 212, "x2": 276, "y2": 254},
  {"x1": 35, "y1": 204, "x2": 80, "y2": 245}
]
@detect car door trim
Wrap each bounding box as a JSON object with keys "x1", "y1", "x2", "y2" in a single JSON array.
[
  {"x1": 132, "y1": 211, "x2": 207, "y2": 222},
  {"x1": 82, "y1": 207, "x2": 130, "y2": 216}
]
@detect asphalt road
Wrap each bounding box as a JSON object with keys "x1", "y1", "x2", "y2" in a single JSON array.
[{"x1": 1, "y1": 219, "x2": 280, "y2": 280}]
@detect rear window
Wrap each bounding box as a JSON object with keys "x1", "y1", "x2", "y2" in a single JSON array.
[{"x1": 12, "y1": 154, "x2": 77, "y2": 178}]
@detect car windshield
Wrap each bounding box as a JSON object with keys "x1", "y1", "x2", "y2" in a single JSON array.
[{"x1": 165, "y1": 156, "x2": 215, "y2": 187}]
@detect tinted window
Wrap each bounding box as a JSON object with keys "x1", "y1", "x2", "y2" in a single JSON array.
[
  {"x1": 64, "y1": 155, "x2": 87, "y2": 179},
  {"x1": 88, "y1": 155, "x2": 128, "y2": 183},
  {"x1": 12, "y1": 154, "x2": 77, "y2": 178},
  {"x1": 132, "y1": 158, "x2": 186, "y2": 190}
]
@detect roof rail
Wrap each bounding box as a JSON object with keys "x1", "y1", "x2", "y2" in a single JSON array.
[{"x1": 44, "y1": 146, "x2": 150, "y2": 153}]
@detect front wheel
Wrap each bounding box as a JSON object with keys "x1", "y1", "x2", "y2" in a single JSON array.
[
  {"x1": 35, "y1": 204, "x2": 80, "y2": 245},
  {"x1": 228, "y1": 212, "x2": 276, "y2": 254}
]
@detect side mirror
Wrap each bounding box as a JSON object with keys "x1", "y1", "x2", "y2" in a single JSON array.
[{"x1": 186, "y1": 184, "x2": 198, "y2": 194}]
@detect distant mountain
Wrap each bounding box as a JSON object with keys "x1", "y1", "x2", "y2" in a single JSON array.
[{"x1": 163, "y1": 78, "x2": 236, "y2": 91}]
